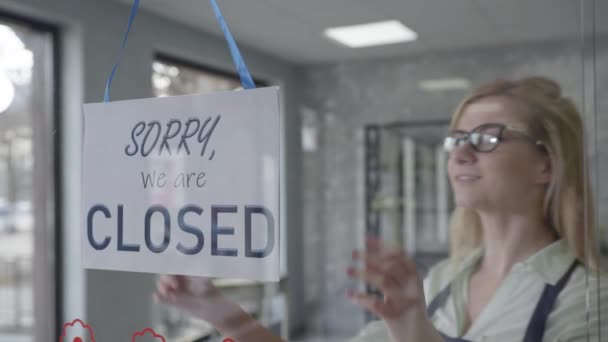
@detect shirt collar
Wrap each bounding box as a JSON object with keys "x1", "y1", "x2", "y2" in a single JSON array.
[
  {"x1": 519, "y1": 239, "x2": 576, "y2": 285},
  {"x1": 457, "y1": 239, "x2": 576, "y2": 286}
]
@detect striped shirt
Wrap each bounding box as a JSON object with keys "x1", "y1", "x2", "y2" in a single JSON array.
[{"x1": 349, "y1": 239, "x2": 608, "y2": 341}]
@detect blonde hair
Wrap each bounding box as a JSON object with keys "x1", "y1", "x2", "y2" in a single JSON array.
[{"x1": 448, "y1": 76, "x2": 600, "y2": 271}]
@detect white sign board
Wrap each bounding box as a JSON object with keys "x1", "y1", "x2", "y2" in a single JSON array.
[{"x1": 81, "y1": 87, "x2": 280, "y2": 282}]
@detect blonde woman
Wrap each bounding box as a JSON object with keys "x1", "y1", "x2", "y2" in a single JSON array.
[{"x1": 155, "y1": 77, "x2": 607, "y2": 342}]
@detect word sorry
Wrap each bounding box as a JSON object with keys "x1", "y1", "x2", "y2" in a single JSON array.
[{"x1": 124, "y1": 115, "x2": 221, "y2": 158}]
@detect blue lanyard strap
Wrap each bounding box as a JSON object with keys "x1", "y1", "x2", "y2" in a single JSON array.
[
  {"x1": 104, "y1": 0, "x2": 140, "y2": 103},
  {"x1": 209, "y1": 0, "x2": 256, "y2": 90},
  {"x1": 104, "y1": 0, "x2": 256, "y2": 102}
]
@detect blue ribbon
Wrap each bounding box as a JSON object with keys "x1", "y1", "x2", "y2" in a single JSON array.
[
  {"x1": 209, "y1": 0, "x2": 256, "y2": 89},
  {"x1": 104, "y1": 0, "x2": 140, "y2": 103},
  {"x1": 104, "y1": 0, "x2": 255, "y2": 102}
]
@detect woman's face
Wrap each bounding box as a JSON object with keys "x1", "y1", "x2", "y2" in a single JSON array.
[{"x1": 447, "y1": 96, "x2": 551, "y2": 212}]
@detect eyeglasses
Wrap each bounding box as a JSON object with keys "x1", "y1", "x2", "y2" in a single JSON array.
[{"x1": 443, "y1": 123, "x2": 545, "y2": 153}]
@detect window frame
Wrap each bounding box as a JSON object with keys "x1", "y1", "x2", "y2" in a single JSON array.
[{"x1": 0, "y1": 9, "x2": 62, "y2": 341}]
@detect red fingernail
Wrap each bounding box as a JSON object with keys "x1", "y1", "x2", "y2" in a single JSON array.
[
  {"x1": 352, "y1": 250, "x2": 359, "y2": 259},
  {"x1": 346, "y1": 267, "x2": 355, "y2": 275}
]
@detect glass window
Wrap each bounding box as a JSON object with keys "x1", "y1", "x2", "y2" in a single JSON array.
[
  {"x1": 296, "y1": 2, "x2": 605, "y2": 341},
  {"x1": 150, "y1": 55, "x2": 286, "y2": 341},
  {"x1": 152, "y1": 55, "x2": 244, "y2": 98},
  {"x1": 0, "y1": 15, "x2": 57, "y2": 342}
]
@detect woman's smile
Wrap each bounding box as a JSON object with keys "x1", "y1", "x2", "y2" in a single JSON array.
[{"x1": 454, "y1": 175, "x2": 481, "y2": 182}]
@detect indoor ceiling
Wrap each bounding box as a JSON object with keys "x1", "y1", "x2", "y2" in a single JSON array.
[{"x1": 113, "y1": 0, "x2": 607, "y2": 64}]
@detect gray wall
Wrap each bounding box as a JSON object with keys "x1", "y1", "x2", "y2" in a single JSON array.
[
  {"x1": 297, "y1": 38, "x2": 608, "y2": 337},
  {"x1": 0, "y1": 0, "x2": 304, "y2": 340}
]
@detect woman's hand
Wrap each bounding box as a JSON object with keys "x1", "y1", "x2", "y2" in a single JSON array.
[
  {"x1": 347, "y1": 238, "x2": 444, "y2": 342},
  {"x1": 154, "y1": 275, "x2": 286, "y2": 342},
  {"x1": 154, "y1": 275, "x2": 226, "y2": 322},
  {"x1": 346, "y1": 238, "x2": 426, "y2": 321}
]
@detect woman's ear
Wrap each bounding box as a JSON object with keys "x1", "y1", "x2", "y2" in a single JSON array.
[{"x1": 536, "y1": 155, "x2": 552, "y2": 184}]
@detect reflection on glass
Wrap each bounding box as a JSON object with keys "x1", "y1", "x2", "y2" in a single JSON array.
[
  {"x1": 150, "y1": 57, "x2": 284, "y2": 341},
  {"x1": 152, "y1": 58, "x2": 242, "y2": 98},
  {"x1": 365, "y1": 122, "x2": 452, "y2": 275},
  {"x1": 0, "y1": 21, "x2": 35, "y2": 339}
]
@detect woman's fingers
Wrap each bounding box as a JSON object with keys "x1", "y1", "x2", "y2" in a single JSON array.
[
  {"x1": 155, "y1": 285, "x2": 174, "y2": 303},
  {"x1": 347, "y1": 289, "x2": 387, "y2": 317},
  {"x1": 158, "y1": 275, "x2": 178, "y2": 293},
  {"x1": 364, "y1": 237, "x2": 403, "y2": 257},
  {"x1": 154, "y1": 275, "x2": 219, "y2": 302},
  {"x1": 155, "y1": 275, "x2": 189, "y2": 303},
  {"x1": 188, "y1": 276, "x2": 217, "y2": 296},
  {"x1": 360, "y1": 239, "x2": 416, "y2": 275},
  {"x1": 347, "y1": 265, "x2": 390, "y2": 290},
  {"x1": 153, "y1": 291, "x2": 171, "y2": 304},
  {"x1": 347, "y1": 264, "x2": 407, "y2": 293},
  {"x1": 351, "y1": 252, "x2": 413, "y2": 288},
  {"x1": 154, "y1": 287, "x2": 172, "y2": 304},
  {"x1": 347, "y1": 240, "x2": 426, "y2": 320}
]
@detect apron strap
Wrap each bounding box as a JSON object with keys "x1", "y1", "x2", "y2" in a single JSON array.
[
  {"x1": 427, "y1": 282, "x2": 453, "y2": 318},
  {"x1": 522, "y1": 259, "x2": 580, "y2": 342},
  {"x1": 427, "y1": 284, "x2": 474, "y2": 341},
  {"x1": 427, "y1": 259, "x2": 580, "y2": 342},
  {"x1": 439, "y1": 331, "x2": 473, "y2": 342}
]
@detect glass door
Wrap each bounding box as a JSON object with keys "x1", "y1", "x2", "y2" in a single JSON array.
[
  {"x1": 297, "y1": 0, "x2": 605, "y2": 340},
  {"x1": 0, "y1": 14, "x2": 57, "y2": 342}
]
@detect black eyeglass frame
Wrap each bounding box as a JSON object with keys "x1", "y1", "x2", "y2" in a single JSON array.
[{"x1": 443, "y1": 123, "x2": 545, "y2": 153}]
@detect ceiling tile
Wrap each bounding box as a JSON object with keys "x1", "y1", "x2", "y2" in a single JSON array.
[
  {"x1": 111, "y1": 0, "x2": 594, "y2": 64},
  {"x1": 476, "y1": 0, "x2": 580, "y2": 43}
]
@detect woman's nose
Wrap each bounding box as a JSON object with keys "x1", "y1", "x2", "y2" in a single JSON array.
[{"x1": 450, "y1": 143, "x2": 476, "y2": 164}]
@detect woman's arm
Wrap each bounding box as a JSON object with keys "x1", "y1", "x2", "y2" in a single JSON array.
[
  {"x1": 155, "y1": 275, "x2": 285, "y2": 342},
  {"x1": 384, "y1": 309, "x2": 445, "y2": 342},
  {"x1": 204, "y1": 297, "x2": 285, "y2": 342},
  {"x1": 347, "y1": 238, "x2": 444, "y2": 342}
]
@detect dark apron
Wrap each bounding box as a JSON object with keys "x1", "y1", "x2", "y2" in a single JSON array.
[{"x1": 425, "y1": 259, "x2": 579, "y2": 342}]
